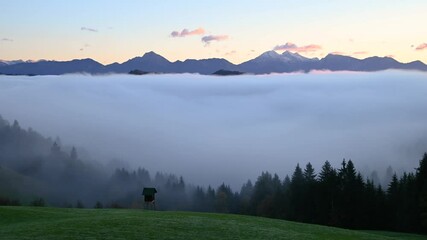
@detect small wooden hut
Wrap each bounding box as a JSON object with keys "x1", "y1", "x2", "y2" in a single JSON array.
[{"x1": 142, "y1": 187, "x2": 157, "y2": 209}]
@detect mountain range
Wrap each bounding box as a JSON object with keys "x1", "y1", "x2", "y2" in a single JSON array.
[{"x1": 1, "y1": 51, "x2": 427, "y2": 75}]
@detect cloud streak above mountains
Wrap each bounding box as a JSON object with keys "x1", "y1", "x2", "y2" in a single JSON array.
[
  {"x1": 0, "y1": 71, "x2": 426, "y2": 189},
  {"x1": 81, "y1": 27, "x2": 98, "y2": 32},
  {"x1": 416, "y1": 43, "x2": 427, "y2": 51},
  {"x1": 1, "y1": 38, "x2": 13, "y2": 42},
  {"x1": 274, "y1": 42, "x2": 322, "y2": 53},
  {"x1": 201, "y1": 35, "x2": 229, "y2": 45},
  {"x1": 170, "y1": 27, "x2": 228, "y2": 46},
  {"x1": 170, "y1": 28, "x2": 205, "y2": 37}
]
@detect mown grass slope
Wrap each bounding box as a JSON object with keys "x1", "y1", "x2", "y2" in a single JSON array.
[{"x1": 0, "y1": 206, "x2": 426, "y2": 240}]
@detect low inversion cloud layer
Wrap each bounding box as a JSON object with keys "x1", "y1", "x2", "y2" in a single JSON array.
[{"x1": 0, "y1": 71, "x2": 426, "y2": 189}]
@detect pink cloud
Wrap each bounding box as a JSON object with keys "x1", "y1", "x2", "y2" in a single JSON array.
[
  {"x1": 331, "y1": 51, "x2": 346, "y2": 55},
  {"x1": 201, "y1": 35, "x2": 228, "y2": 45},
  {"x1": 273, "y1": 42, "x2": 322, "y2": 53},
  {"x1": 353, "y1": 51, "x2": 368, "y2": 55},
  {"x1": 386, "y1": 54, "x2": 395, "y2": 58},
  {"x1": 415, "y1": 43, "x2": 427, "y2": 51},
  {"x1": 171, "y1": 28, "x2": 205, "y2": 37}
]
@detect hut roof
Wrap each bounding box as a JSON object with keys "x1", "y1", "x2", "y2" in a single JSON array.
[{"x1": 142, "y1": 187, "x2": 157, "y2": 196}]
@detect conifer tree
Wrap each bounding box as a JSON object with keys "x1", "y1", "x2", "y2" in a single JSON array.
[
  {"x1": 289, "y1": 164, "x2": 305, "y2": 221},
  {"x1": 416, "y1": 153, "x2": 427, "y2": 232},
  {"x1": 317, "y1": 160, "x2": 338, "y2": 225},
  {"x1": 70, "y1": 146, "x2": 78, "y2": 160},
  {"x1": 302, "y1": 162, "x2": 317, "y2": 222}
]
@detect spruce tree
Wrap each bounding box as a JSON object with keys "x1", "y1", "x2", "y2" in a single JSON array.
[
  {"x1": 416, "y1": 153, "x2": 427, "y2": 232},
  {"x1": 318, "y1": 160, "x2": 338, "y2": 225},
  {"x1": 302, "y1": 162, "x2": 317, "y2": 222},
  {"x1": 240, "y1": 180, "x2": 254, "y2": 214},
  {"x1": 70, "y1": 146, "x2": 77, "y2": 160},
  {"x1": 289, "y1": 164, "x2": 305, "y2": 221},
  {"x1": 251, "y1": 172, "x2": 274, "y2": 216}
]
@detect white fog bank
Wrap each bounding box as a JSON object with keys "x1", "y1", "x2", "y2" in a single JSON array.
[{"x1": 1, "y1": 71, "x2": 427, "y2": 188}]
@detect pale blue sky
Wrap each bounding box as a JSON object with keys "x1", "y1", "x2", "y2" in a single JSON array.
[{"x1": 1, "y1": 0, "x2": 426, "y2": 64}]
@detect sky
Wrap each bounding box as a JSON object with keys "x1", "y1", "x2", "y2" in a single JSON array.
[{"x1": 0, "y1": 0, "x2": 426, "y2": 64}]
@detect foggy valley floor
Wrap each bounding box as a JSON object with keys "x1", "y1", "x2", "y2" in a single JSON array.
[{"x1": 0, "y1": 71, "x2": 427, "y2": 188}]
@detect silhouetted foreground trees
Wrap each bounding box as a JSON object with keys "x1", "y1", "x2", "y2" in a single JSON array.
[
  {"x1": 236, "y1": 158, "x2": 426, "y2": 234},
  {"x1": 179, "y1": 157, "x2": 426, "y2": 234},
  {"x1": 0, "y1": 115, "x2": 426, "y2": 234}
]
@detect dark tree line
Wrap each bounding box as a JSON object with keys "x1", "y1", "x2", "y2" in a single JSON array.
[
  {"x1": 185, "y1": 157, "x2": 427, "y2": 234},
  {"x1": 0, "y1": 115, "x2": 426, "y2": 234}
]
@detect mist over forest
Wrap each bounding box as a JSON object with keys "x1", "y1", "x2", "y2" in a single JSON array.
[{"x1": 1, "y1": 71, "x2": 427, "y2": 188}]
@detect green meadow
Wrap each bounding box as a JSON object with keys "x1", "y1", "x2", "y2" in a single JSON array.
[{"x1": 0, "y1": 207, "x2": 426, "y2": 240}]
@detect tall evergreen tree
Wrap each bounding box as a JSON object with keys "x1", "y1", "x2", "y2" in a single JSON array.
[
  {"x1": 205, "y1": 186, "x2": 216, "y2": 212},
  {"x1": 70, "y1": 146, "x2": 78, "y2": 160},
  {"x1": 12, "y1": 120, "x2": 20, "y2": 131},
  {"x1": 416, "y1": 153, "x2": 427, "y2": 232},
  {"x1": 251, "y1": 172, "x2": 274, "y2": 216},
  {"x1": 50, "y1": 141, "x2": 61, "y2": 155},
  {"x1": 289, "y1": 164, "x2": 305, "y2": 221},
  {"x1": 192, "y1": 186, "x2": 206, "y2": 212},
  {"x1": 302, "y1": 162, "x2": 317, "y2": 223},
  {"x1": 239, "y1": 180, "x2": 254, "y2": 214},
  {"x1": 337, "y1": 159, "x2": 364, "y2": 228},
  {"x1": 281, "y1": 175, "x2": 292, "y2": 219},
  {"x1": 317, "y1": 160, "x2": 338, "y2": 225},
  {"x1": 387, "y1": 173, "x2": 399, "y2": 229},
  {"x1": 215, "y1": 183, "x2": 234, "y2": 213}
]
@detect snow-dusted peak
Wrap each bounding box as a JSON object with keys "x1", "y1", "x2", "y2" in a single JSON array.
[
  {"x1": 281, "y1": 51, "x2": 317, "y2": 62},
  {"x1": 0, "y1": 60, "x2": 27, "y2": 65},
  {"x1": 253, "y1": 50, "x2": 318, "y2": 63},
  {"x1": 258, "y1": 50, "x2": 282, "y2": 60}
]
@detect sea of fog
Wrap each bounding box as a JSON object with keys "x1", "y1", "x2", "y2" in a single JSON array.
[{"x1": 1, "y1": 71, "x2": 427, "y2": 189}]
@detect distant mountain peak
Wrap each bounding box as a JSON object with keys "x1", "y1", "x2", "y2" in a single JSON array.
[
  {"x1": 0, "y1": 59, "x2": 36, "y2": 65},
  {"x1": 142, "y1": 51, "x2": 162, "y2": 57},
  {"x1": 139, "y1": 51, "x2": 170, "y2": 63},
  {"x1": 71, "y1": 58, "x2": 98, "y2": 62},
  {"x1": 323, "y1": 53, "x2": 353, "y2": 60},
  {"x1": 1, "y1": 50, "x2": 427, "y2": 75},
  {"x1": 258, "y1": 50, "x2": 281, "y2": 59},
  {"x1": 281, "y1": 51, "x2": 317, "y2": 62},
  {"x1": 282, "y1": 50, "x2": 300, "y2": 57},
  {"x1": 253, "y1": 50, "x2": 317, "y2": 63}
]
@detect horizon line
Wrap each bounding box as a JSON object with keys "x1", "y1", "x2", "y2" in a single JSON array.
[{"x1": 1, "y1": 50, "x2": 426, "y2": 66}]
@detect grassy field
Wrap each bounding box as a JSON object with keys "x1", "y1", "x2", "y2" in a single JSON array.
[{"x1": 0, "y1": 207, "x2": 426, "y2": 240}]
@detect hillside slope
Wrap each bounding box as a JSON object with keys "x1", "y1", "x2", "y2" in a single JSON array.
[
  {"x1": 0, "y1": 207, "x2": 426, "y2": 240},
  {"x1": 0, "y1": 167, "x2": 47, "y2": 202}
]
